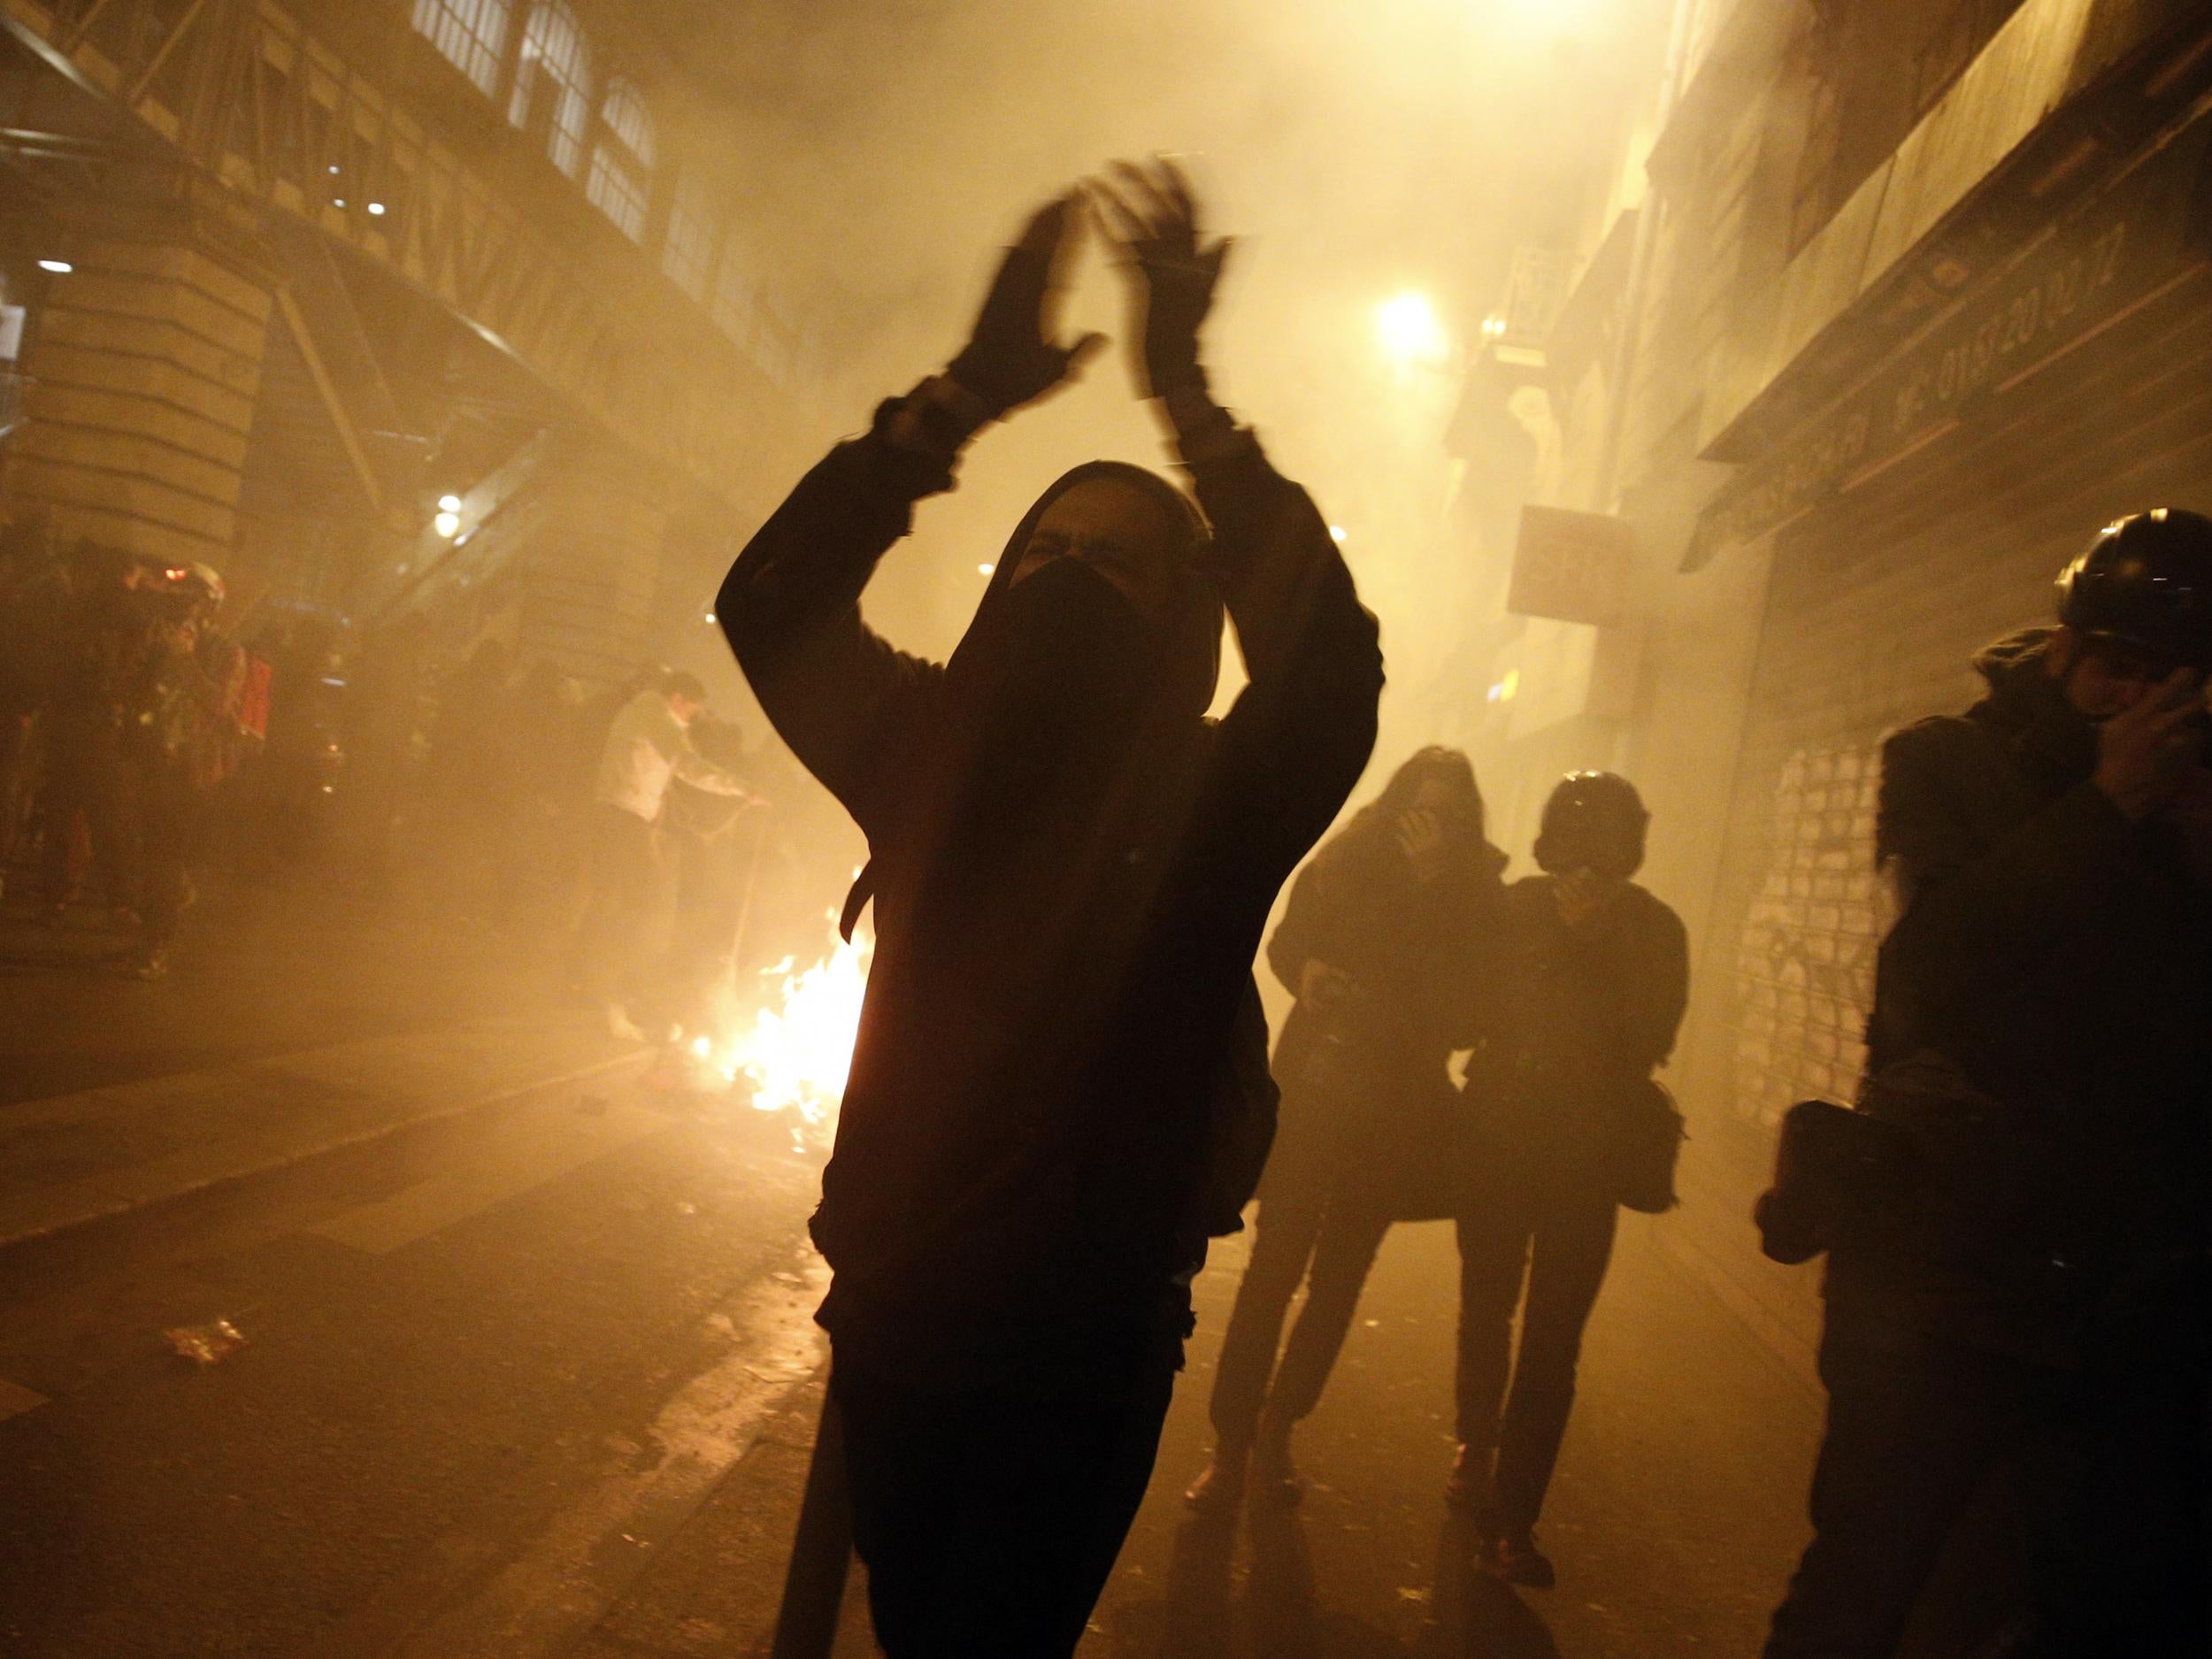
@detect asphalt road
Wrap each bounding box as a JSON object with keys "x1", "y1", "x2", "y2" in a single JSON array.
[
  {"x1": 0, "y1": 869, "x2": 1835, "y2": 1659},
  {"x1": 0, "y1": 1070, "x2": 831, "y2": 1659},
  {"x1": 1, "y1": 1056, "x2": 1830, "y2": 1659},
  {"x1": 0, "y1": 874, "x2": 561, "y2": 1109}
]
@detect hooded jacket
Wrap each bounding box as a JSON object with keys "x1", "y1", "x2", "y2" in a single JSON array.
[
  {"x1": 1461, "y1": 874, "x2": 1688, "y2": 1192},
  {"x1": 718, "y1": 399, "x2": 1382, "y2": 1389},
  {"x1": 1830, "y1": 627, "x2": 2212, "y2": 1363},
  {"x1": 1261, "y1": 770, "x2": 1506, "y2": 1218}
]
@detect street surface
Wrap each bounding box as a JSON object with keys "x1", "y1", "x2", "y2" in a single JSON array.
[{"x1": 0, "y1": 875, "x2": 1831, "y2": 1659}]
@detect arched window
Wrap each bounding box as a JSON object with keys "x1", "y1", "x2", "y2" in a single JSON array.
[
  {"x1": 411, "y1": 0, "x2": 511, "y2": 96},
  {"x1": 586, "y1": 80, "x2": 657, "y2": 242},
  {"x1": 508, "y1": 0, "x2": 592, "y2": 178}
]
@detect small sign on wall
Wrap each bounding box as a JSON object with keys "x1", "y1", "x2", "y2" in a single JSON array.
[{"x1": 1507, "y1": 504, "x2": 1636, "y2": 627}]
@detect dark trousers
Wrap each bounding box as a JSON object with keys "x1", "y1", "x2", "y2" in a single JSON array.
[
  {"x1": 136, "y1": 764, "x2": 201, "y2": 951},
  {"x1": 1453, "y1": 1183, "x2": 1617, "y2": 1532},
  {"x1": 570, "y1": 805, "x2": 657, "y2": 1003},
  {"x1": 1209, "y1": 1192, "x2": 1390, "y2": 1446},
  {"x1": 1763, "y1": 1305, "x2": 2210, "y2": 1659},
  {"x1": 40, "y1": 723, "x2": 138, "y2": 909},
  {"x1": 830, "y1": 1355, "x2": 1176, "y2": 1659}
]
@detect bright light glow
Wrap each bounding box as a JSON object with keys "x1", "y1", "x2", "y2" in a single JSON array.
[
  {"x1": 36, "y1": 259, "x2": 72, "y2": 274},
  {"x1": 1327, "y1": 525, "x2": 1348, "y2": 545},
  {"x1": 438, "y1": 494, "x2": 463, "y2": 512},
  {"x1": 1502, "y1": 669, "x2": 1520, "y2": 701},
  {"x1": 1482, "y1": 315, "x2": 1509, "y2": 341},
  {"x1": 691, "y1": 1035, "x2": 711, "y2": 1058},
  {"x1": 1377, "y1": 291, "x2": 1451, "y2": 367},
  {"x1": 367, "y1": 202, "x2": 387, "y2": 217},
  {"x1": 434, "y1": 511, "x2": 461, "y2": 538},
  {"x1": 977, "y1": 563, "x2": 995, "y2": 577},
  {"x1": 703, "y1": 611, "x2": 717, "y2": 625},
  {"x1": 333, "y1": 199, "x2": 347, "y2": 210},
  {"x1": 693, "y1": 911, "x2": 874, "y2": 1149}
]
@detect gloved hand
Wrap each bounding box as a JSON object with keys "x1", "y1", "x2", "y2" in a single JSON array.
[
  {"x1": 1090, "y1": 156, "x2": 1232, "y2": 399},
  {"x1": 945, "y1": 194, "x2": 1106, "y2": 419}
]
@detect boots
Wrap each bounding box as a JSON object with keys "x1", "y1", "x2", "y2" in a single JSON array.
[
  {"x1": 1484, "y1": 1528, "x2": 1555, "y2": 1589},
  {"x1": 1187, "y1": 1409, "x2": 1308, "y2": 1516},
  {"x1": 1251, "y1": 1409, "x2": 1306, "y2": 1508},
  {"x1": 1182, "y1": 1442, "x2": 1248, "y2": 1514},
  {"x1": 1444, "y1": 1441, "x2": 1498, "y2": 1521}
]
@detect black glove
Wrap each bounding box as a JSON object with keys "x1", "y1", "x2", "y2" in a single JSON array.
[
  {"x1": 1091, "y1": 157, "x2": 1232, "y2": 399},
  {"x1": 945, "y1": 195, "x2": 1105, "y2": 420}
]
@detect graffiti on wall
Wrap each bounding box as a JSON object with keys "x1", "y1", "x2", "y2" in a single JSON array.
[{"x1": 1731, "y1": 743, "x2": 1890, "y2": 1129}]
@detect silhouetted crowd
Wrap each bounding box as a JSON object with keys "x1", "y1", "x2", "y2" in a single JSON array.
[
  {"x1": 0, "y1": 513, "x2": 259, "y2": 978},
  {"x1": 0, "y1": 508, "x2": 769, "y2": 1022},
  {"x1": 724, "y1": 173, "x2": 2209, "y2": 1659}
]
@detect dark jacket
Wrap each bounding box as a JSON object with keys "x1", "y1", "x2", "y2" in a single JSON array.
[
  {"x1": 718, "y1": 401, "x2": 1382, "y2": 1389},
  {"x1": 1463, "y1": 875, "x2": 1688, "y2": 1192},
  {"x1": 1830, "y1": 628, "x2": 2212, "y2": 1364},
  {"x1": 1263, "y1": 809, "x2": 1503, "y2": 1217}
]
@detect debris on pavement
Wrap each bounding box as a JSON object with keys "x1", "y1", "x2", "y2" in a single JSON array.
[{"x1": 165, "y1": 1318, "x2": 249, "y2": 1365}]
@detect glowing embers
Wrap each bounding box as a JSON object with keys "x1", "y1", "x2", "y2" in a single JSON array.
[{"x1": 697, "y1": 910, "x2": 873, "y2": 1150}]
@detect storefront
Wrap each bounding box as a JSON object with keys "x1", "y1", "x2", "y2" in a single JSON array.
[{"x1": 1648, "y1": 93, "x2": 2212, "y2": 1363}]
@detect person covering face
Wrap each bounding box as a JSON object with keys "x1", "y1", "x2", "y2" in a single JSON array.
[{"x1": 717, "y1": 162, "x2": 1381, "y2": 1657}]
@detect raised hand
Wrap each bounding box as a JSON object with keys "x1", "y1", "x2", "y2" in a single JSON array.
[
  {"x1": 946, "y1": 194, "x2": 1108, "y2": 420},
  {"x1": 2093, "y1": 668, "x2": 2205, "y2": 820},
  {"x1": 1397, "y1": 807, "x2": 1448, "y2": 885},
  {"x1": 1088, "y1": 157, "x2": 1232, "y2": 400}
]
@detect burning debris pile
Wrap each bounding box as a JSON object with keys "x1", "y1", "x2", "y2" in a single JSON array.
[{"x1": 685, "y1": 910, "x2": 873, "y2": 1150}]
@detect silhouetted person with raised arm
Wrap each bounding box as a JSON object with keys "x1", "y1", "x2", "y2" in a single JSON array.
[
  {"x1": 1186, "y1": 748, "x2": 1503, "y2": 1514},
  {"x1": 717, "y1": 160, "x2": 1381, "y2": 1657}
]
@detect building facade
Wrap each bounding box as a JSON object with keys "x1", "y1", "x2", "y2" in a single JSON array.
[{"x1": 0, "y1": 0, "x2": 818, "y2": 680}]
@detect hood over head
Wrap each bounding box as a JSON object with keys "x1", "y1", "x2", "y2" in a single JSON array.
[
  {"x1": 837, "y1": 463, "x2": 1220, "y2": 943},
  {"x1": 950, "y1": 460, "x2": 1222, "y2": 723}
]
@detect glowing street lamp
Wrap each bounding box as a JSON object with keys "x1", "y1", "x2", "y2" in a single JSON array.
[
  {"x1": 1376, "y1": 291, "x2": 1451, "y2": 368},
  {"x1": 434, "y1": 511, "x2": 460, "y2": 539}
]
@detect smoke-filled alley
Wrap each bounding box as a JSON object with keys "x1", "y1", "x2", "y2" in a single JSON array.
[{"x1": 3, "y1": 4, "x2": 2210, "y2": 1656}]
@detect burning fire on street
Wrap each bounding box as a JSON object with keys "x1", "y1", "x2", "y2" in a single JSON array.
[{"x1": 682, "y1": 910, "x2": 873, "y2": 1151}]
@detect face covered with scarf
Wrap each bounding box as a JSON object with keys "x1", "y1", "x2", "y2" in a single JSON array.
[
  {"x1": 942, "y1": 464, "x2": 1220, "y2": 772},
  {"x1": 888, "y1": 464, "x2": 1223, "y2": 945}
]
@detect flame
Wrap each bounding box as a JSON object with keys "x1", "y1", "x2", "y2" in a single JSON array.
[{"x1": 707, "y1": 910, "x2": 873, "y2": 1148}]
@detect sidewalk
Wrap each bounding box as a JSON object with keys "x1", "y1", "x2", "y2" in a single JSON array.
[
  {"x1": 0, "y1": 868, "x2": 572, "y2": 1109},
  {"x1": 0, "y1": 1010, "x2": 647, "y2": 1249}
]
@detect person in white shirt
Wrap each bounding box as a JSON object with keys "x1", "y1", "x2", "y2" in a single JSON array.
[{"x1": 572, "y1": 669, "x2": 753, "y2": 1035}]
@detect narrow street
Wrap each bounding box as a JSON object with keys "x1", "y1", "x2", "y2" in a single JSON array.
[
  {"x1": 4, "y1": 1127, "x2": 1825, "y2": 1659},
  {"x1": 569, "y1": 1208, "x2": 1825, "y2": 1659},
  {"x1": 0, "y1": 873, "x2": 1826, "y2": 1659}
]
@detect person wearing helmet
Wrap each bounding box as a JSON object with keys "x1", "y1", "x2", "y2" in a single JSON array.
[
  {"x1": 1760, "y1": 510, "x2": 2212, "y2": 1658},
  {"x1": 1449, "y1": 770, "x2": 1687, "y2": 1587},
  {"x1": 1183, "y1": 748, "x2": 1507, "y2": 1517}
]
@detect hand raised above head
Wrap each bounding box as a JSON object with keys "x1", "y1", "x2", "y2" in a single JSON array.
[
  {"x1": 945, "y1": 193, "x2": 1109, "y2": 422},
  {"x1": 1089, "y1": 156, "x2": 1233, "y2": 400}
]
